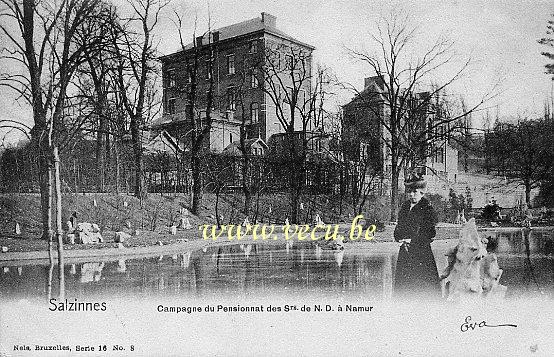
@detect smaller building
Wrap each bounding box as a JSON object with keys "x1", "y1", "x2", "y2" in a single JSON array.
[
  {"x1": 342, "y1": 76, "x2": 459, "y2": 197},
  {"x1": 222, "y1": 138, "x2": 268, "y2": 157}
]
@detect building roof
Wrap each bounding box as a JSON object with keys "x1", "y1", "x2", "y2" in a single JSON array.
[
  {"x1": 149, "y1": 110, "x2": 232, "y2": 130},
  {"x1": 144, "y1": 130, "x2": 184, "y2": 155},
  {"x1": 160, "y1": 12, "x2": 315, "y2": 61},
  {"x1": 222, "y1": 138, "x2": 268, "y2": 156}
]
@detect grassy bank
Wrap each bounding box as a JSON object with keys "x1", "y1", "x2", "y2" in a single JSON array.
[{"x1": 0, "y1": 192, "x2": 370, "y2": 253}]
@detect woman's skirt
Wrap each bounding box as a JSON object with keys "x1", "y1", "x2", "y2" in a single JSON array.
[{"x1": 394, "y1": 242, "x2": 441, "y2": 300}]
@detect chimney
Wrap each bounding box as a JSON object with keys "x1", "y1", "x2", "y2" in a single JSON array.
[
  {"x1": 261, "y1": 12, "x2": 276, "y2": 28},
  {"x1": 364, "y1": 76, "x2": 385, "y2": 90},
  {"x1": 196, "y1": 36, "x2": 203, "y2": 47}
]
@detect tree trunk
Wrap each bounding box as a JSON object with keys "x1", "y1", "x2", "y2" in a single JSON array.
[
  {"x1": 241, "y1": 158, "x2": 251, "y2": 217},
  {"x1": 130, "y1": 114, "x2": 146, "y2": 199},
  {"x1": 191, "y1": 154, "x2": 202, "y2": 214},
  {"x1": 525, "y1": 181, "x2": 531, "y2": 208},
  {"x1": 96, "y1": 113, "x2": 105, "y2": 192},
  {"x1": 38, "y1": 142, "x2": 53, "y2": 243},
  {"x1": 53, "y1": 147, "x2": 65, "y2": 299},
  {"x1": 390, "y1": 163, "x2": 400, "y2": 222},
  {"x1": 215, "y1": 187, "x2": 221, "y2": 228}
]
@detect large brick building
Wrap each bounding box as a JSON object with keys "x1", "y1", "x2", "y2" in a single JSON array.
[{"x1": 153, "y1": 12, "x2": 315, "y2": 154}]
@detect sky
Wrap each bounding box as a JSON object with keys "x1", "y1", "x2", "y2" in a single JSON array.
[{"x1": 1, "y1": 0, "x2": 553, "y2": 144}]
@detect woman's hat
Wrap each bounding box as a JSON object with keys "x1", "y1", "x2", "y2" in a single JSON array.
[{"x1": 404, "y1": 173, "x2": 427, "y2": 190}]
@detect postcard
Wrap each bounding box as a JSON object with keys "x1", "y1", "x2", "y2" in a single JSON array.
[{"x1": 1, "y1": 0, "x2": 553, "y2": 356}]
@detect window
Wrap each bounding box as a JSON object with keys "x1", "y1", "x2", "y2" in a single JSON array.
[
  {"x1": 360, "y1": 142, "x2": 368, "y2": 161},
  {"x1": 271, "y1": 51, "x2": 281, "y2": 70},
  {"x1": 166, "y1": 97, "x2": 176, "y2": 114},
  {"x1": 435, "y1": 147, "x2": 444, "y2": 163},
  {"x1": 227, "y1": 88, "x2": 236, "y2": 110},
  {"x1": 299, "y1": 89, "x2": 306, "y2": 109},
  {"x1": 285, "y1": 54, "x2": 293, "y2": 70},
  {"x1": 314, "y1": 139, "x2": 321, "y2": 153},
  {"x1": 227, "y1": 54, "x2": 235, "y2": 75},
  {"x1": 205, "y1": 60, "x2": 212, "y2": 79},
  {"x1": 166, "y1": 69, "x2": 176, "y2": 88},
  {"x1": 249, "y1": 40, "x2": 258, "y2": 54},
  {"x1": 251, "y1": 68, "x2": 259, "y2": 88},
  {"x1": 250, "y1": 102, "x2": 259, "y2": 123},
  {"x1": 229, "y1": 133, "x2": 233, "y2": 143},
  {"x1": 284, "y1": 86, "x2": 293, "y2": 104},
  {"x1": 185, "y1": 104, "x2": 193, "y2": 116}
]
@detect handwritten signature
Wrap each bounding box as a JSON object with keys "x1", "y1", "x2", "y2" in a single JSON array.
[{"x1": 460, "y1": 315, "x2": 517, "y2": 332}]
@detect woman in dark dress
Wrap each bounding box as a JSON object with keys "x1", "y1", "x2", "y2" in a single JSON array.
[{"x1": 394, "y1": 174, "x2": 441, "y2": 299}]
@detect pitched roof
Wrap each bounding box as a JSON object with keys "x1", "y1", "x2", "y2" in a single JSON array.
[
  {"x1": 161, "y1": 13, "x2": 314, "y2": 59},
  {"x1": 144, "y1": 130, "x2": 183, "y2": 154},
  {"x1": 222, "y1": 138, "x2": 268, "y2": 156}
]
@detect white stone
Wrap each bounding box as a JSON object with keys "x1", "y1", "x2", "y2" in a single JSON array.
[
  {"x1": 314, "y1": 214, "x2": 324, "y2": 226},
  {"x1": 334, "y1": 250, "x2": 344, "y2": 267},
  {"x1": 123, "y1": 201, "x2": 128, "y2": 207},
  {"x1": 117, "y1": 260, "x2": 126, "y2": 272},
  {"x1": 66, "y1": 220, "x2": 74, "y2": 232},
  {"x1": 126, "y1": 221, "x2": 132, "y2": 229},
  {"x1": 181, "y1": 252, "x2": 191, "y2": 269},
  {"x1": 181, "y1": 217, "x2": 192, "y2": 230},
  {"x1": 170, "y1": 225, "x2": 177, "y2": 235},
  {"x1": 333, "y1": 239, "x2": 345, "y2": 250},
  {"x1": 244, "y1": 244, "x2": 252, "y2": 258},
  {"x1": 1, "y1": 246, "x2": 8, "y2": 253},
  {"x1": 66, "y1": 233, "x2": 75, "y2": 245},
  {"x1": 14, "y1": 222, "x2": 21, "y2": 235},
  {"x1": 242, "y1": 217, "x2": 251, "y2": 227},
  {"x1": 75, "y1": 222, "x2": 103, "y2": 244},
  {"x1": 80, "y1": 262, "x2": 104, "y2": 283}
]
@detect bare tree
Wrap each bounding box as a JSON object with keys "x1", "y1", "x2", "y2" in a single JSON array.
[
  {"x1": 261, "y1": 42, "x2": 330, "y2": 223},
  {"x1": 538, "y1": 13, "x2": 554, "y2": 78},
  {"x1": 485, "y1": 117, "x2": 554, "y2": 207},
  {"x1": 71, "y1": 3, "x2": 120, "y2": 192},
  {"x1": 172, "y1": 10, "x2": 216, "y2": 215},
  {"x1": 0, "y1": 0, "x2": 104, "y2": 298},
  {"x1": 346, "y1": 14, "x2": 495, "y2": 221},
  {"x1": 112, "y1": 0, "x2": 168, "y2": 200}
]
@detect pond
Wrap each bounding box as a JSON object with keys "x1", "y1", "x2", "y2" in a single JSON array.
[{"x1": 1, "y1": 229, "x2": 553, "y2": 302}]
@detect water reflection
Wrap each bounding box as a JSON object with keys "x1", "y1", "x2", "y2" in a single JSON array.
[{"x1": 0, "y1": 228, "x2": 553, "y2": 302}]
